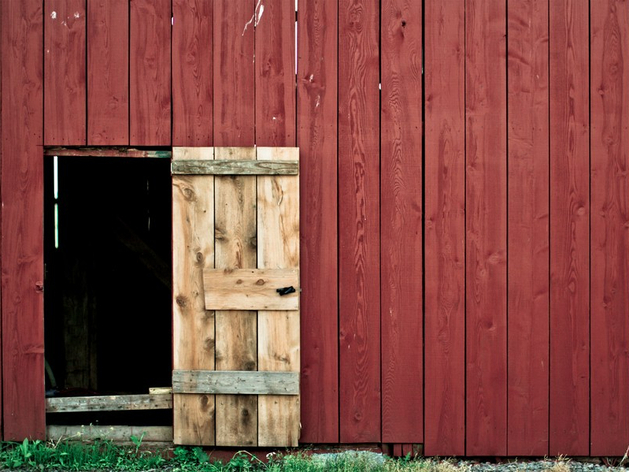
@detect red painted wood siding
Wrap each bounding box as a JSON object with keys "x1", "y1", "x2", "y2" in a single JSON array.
[
  {"x1": 465, "y1": 0, "x2": 507, "y2": 456},
  {"x1": 380, "y1": 0, "x2": 423, "y2": 444},
  {"x1": 549, "y1": 0, "x2": 590, "y2": 456},
  {"x1": 590, "y1": 0, "x2": 629, "y2": 455},
  {"x1": 2, "y1": 0, "x2": 45, "y2": 440},
  {"x1": 507, "y1": 0, "x2": 549, "y2": 456},
  {"x1": 338, "y1": 0, "x2": 381, "y2": 443},
  {"x1": 44, "y1": 0, "x2": 86, "y2": 145},
  {"x1": 296, "y1": 0, "x2": 340, "y2": 443},
  {"x1": 5, "y1": 0, "x2": 629, "y2": 456},
  {"x1": 87, "y1": 0, "x2": 128, "y2": 145},
  {"x1": 172, "y1": 0, "x2": 212, "y2": 147},
  {"x1": 424, "y1": 0, "x2": 466, "y2": 455}
]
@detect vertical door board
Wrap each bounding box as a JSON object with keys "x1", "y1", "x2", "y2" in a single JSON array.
[
  {"x1": 257, "y1": 147, "x2": 300, "y2": 447},
  {"x1": 214, "y1": 147, "x2": 258, "y2": 447},
  {"x1": 173, "y1": 147, "x2": 216, "y2": 446}
]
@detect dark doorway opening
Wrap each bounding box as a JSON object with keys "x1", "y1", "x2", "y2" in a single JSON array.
[{"x1": 44, "y1": 155, "x2": 172, "y2": 426}]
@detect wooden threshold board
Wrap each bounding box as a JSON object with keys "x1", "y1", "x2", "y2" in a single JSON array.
[
  {"x1": 47, "y1": 425, "x2": 173, "y2": 443},
  {"x1": 46, "y1": 394, "x2": 172, "y2": 413}
]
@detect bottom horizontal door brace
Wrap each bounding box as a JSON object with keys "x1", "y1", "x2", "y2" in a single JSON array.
[{"x1": 172, "y1": 370, "x2": 299, "y2": 395}]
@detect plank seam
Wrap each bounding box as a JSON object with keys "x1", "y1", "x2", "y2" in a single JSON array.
[
  {"x1": 463, "y1": 0, "x2": 468, "y2": 456},
  {"x1": 587, "y1": 0, "x2": 592, "y2": 457},
  {"x1": 547, "y1": 0, "x2": 551, "y2": 455},
  {"x1": 421, "y1": 0, "x2": 426, "y2": 450},
  {"x1": 336, "y1": 0, "x2": 341, "y2": 446},
  {"x1": 504, "y1": 0, "x2": 509, "y2": 455}
]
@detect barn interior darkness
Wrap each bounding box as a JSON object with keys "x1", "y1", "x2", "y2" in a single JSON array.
[{"x1": 44, "y1": 155, "x2": 172, "y2": 425}]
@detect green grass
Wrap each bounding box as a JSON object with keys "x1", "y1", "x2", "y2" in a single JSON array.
[{"x1": 0, "y1": 439, "x2": 592, "y2": 472}]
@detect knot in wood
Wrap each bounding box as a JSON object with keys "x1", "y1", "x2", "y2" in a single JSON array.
[
  {"x1": 176, "y1": 295, "x2": 188, "y2": 308},
  {"x1": 256, "y1": 279, "x2": 265, "y2": 285}
]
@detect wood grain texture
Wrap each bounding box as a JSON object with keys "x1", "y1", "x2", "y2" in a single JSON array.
[
  {"x1": 172, "y1": 0, "x2": 212, "y2": 146},
  {"x1": 1, "y1": 0, "x2": 45, "y2": 440},
  {"x1": 46, "y1": 394, "x2": 173, "y2": 413},
  {"x1": 465, "y1": 0, "x2": 507, "y2": 456},
  {"x1": 549, "y1": 0, "x2": 590, "y2": 456},
  {"x1": 203, "y1": 268, "x2": 299, "y2": 311},
  {"x1": 423, "y1": 0, "x2": 465, "y2": 456},
  {"x1": 172, "y1": 147, "x2": 215, "y2": 446},
  {"x1": 257, "y1": 147, "x2": 300, "y2": 447},
  {"x1": 173, "y1": 160, "x2": 299, "y2": 176},
  {"x1": 590, "y1": 0, "x2": 629, "y2": 456},
  {"x1": 87, "y1": 0, "x2": 128, "y2": 145},
  {"x1": 130, "y1": 0, "x2": 171, "y2": 145},
  {"x1": 214, "y1": 147, "x2": 258, "y2": 447},
  {"x1": 47, "y1": 426, "x2": 173, "y2": 443},
  {"x1": 380, "y1": 0, "x2": 423, "y2": 444},
  {"x1": 45, "y1": 147, "x2": 171, "y2": 158},
  {"x1": 213, "y1": 1, "x2": 254, "y2": 147},
  {"x1": 338, "y1": 0, "x2": 381, "y2": 443},
  {"x1": 44, "y1": 0, "x2": 86, "y2": 145},
  {"x1": 173, "y1": 370, "x2": 299, "y2": 395},
  {"x1": 211, "y1": 2, "x2": 256, "y2": 444},
  {"x1": 255, "y1": 0, "x2": 295, "y2": 147},
  {"x1": 296, "y1": 0, "x2": 340, "y2": 443},
  {"x1": 506, "y1": 0, "x2": 550, "y2": 456}
]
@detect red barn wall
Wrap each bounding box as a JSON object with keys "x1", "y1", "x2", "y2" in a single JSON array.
[{"x1": 2, "y1": 0, "x2": 629, "y2": 457}]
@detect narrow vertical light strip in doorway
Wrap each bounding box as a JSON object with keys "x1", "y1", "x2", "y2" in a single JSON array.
[{"x1": 54, "y1": 155, "x2": 60, "y2": 249}]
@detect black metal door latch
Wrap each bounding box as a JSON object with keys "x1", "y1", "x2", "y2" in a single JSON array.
[{"x1": 276, "y1": 286, "x2": 296, "y2": 296}]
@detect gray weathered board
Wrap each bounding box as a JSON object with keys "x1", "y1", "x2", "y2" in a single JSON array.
[{"x1": 173, "y1": 370, "x2": 299, "y2": 395}]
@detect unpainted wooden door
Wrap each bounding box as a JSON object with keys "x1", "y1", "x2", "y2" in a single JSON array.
[{"x1": 172, "y1": 147, "x2": 300, "y2": 447}]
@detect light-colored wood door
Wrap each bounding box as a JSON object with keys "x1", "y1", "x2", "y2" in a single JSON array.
[{"x1": 172, "y1": 147, "x2": 300, "y2": 447}]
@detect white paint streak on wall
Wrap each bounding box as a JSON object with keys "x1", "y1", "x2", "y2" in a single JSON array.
[
  {"x1": 74, "y1": 12, "x2": 80, "y2": 18},
  {"x1": 242, "y1": 0, "x2": 264, "y2": 36},
  {"x1": 50, "y1": 11, "x2": 57, "y2": 19}
]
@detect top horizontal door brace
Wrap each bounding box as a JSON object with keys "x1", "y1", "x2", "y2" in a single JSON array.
[{"x1": 171, "y1": 159, "x2": 299, "y2": 176}]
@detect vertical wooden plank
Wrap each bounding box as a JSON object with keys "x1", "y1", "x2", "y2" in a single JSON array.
[
  {"x1": 1, "y1": 0, "x2": 45, "y2": 440},
  {"x1": 214, "y1": 147, "x2": 258, "y2": 447},
  {"x1": 87, "y1": 0, "x2": 128, "y2": 145},
  {"x1": 130, "y1": 0, "x2": 171, "y2": 146},
  {"x1": 465, "y1": 0, "x2": 507, "y2": 456},
  {"x1": 254, "y1": 0, "x2": 298, "y2": 447},
  {"x1": 172, "y1": 0, "x2": 212, "y2": 146},
  {"x1": 172, "y1": 147, "x2": 215, "y2": 446},
  {"x1": 590, "y1": 0, "x2": 629, "y2": 456},
  {"x1": 214, "y1": 0, "x2": 255, "y2": 148},
  {"x1": 380, "y1": 0, "x2": 423, "y2": 444},
  {"x1": 44, "y1": 0, "x2": 86, "y2": 145},
  {"x1": 296, "y1": 0, "x2": 340, "y2": 443},
  {"x1": 338, "y1": 0, "x2": 381, "y2": 443},
  {"x1": 213, "y1": 1, "x2": 256, "y2": 446},
  {"x1": 257, "y1": 147, "x2": 300, "y2": 447},
  {"x1": 549, "y1": 0, "x2": 589, "y2": 456},
  {"x1": 255, "y1": 0, "x2": 295, "y2": 147},
  {"x1": 423, "y1": 0, "x2": 465, "y2": 456},
  {"x1": 507, "y1": 0, "x2": 550, "y2": 456}
]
